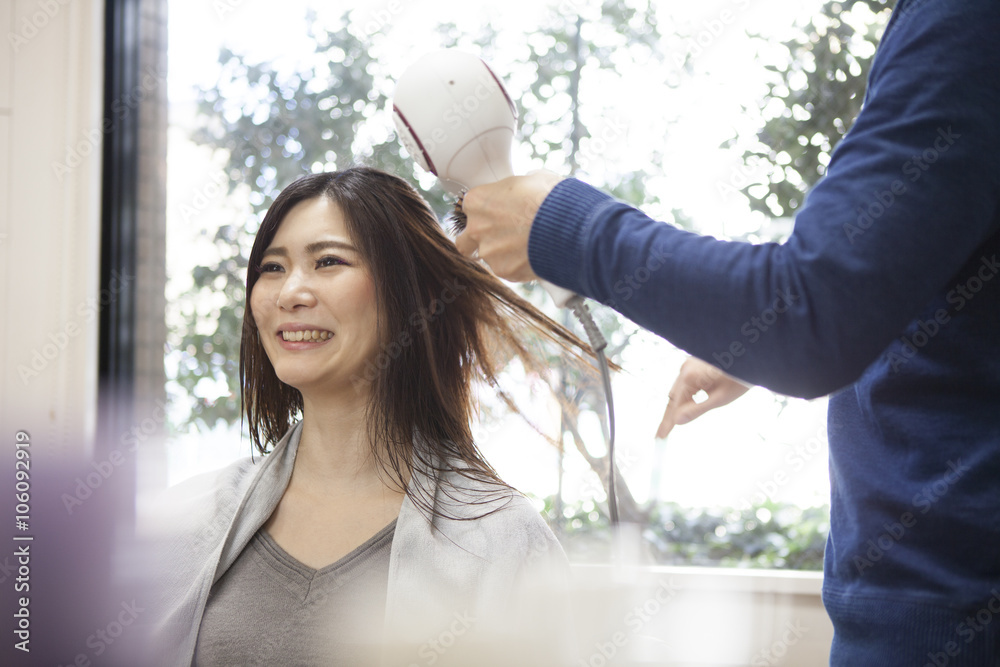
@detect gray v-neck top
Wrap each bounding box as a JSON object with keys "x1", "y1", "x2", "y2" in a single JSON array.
[{"x1": 193, "y1": 519, "x2": 396, "y2": 666}]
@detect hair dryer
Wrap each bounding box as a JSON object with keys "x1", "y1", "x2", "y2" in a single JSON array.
[{"x1": 391, "y1": 49, "x2": 576, "y2": 308}]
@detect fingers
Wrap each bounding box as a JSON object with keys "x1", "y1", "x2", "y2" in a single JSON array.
[
  {"x1": 454, "y1": 230, "x2": 478, "y2": 257},
  {"x1": 454, "y1": 186, "x2": 489, "y2": 258},
  {"x1": 656, "y1": 405, "x2": 679, "y2": 440},
  {"x1": 671, "y1": 392, "x2": 721, "y2": 428},
  {"x1": 657, "y1": 391, "x2": 704, "y2": 439},
  {"x1": 656, "y1": 357, "x2": 752, "y2": 439},
  {"x1": 657, "y1": 372, "x2": 700, "y2": 438},
  {"x1": 453, "y1": 184, "x2": 494, "y2": 261},
  {"x1": 455, "y1": 180, "x2": 534, "y2": 281},
  {"x1": 455, "y1": 174, "x2": 562, "y2": 280}
]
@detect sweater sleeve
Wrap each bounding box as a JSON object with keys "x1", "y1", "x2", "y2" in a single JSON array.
[{"x1": 529, "y1": 0, "x2": 1000, "y2": 398}]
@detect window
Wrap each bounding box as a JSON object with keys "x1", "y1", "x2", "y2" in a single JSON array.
[{"x1": 161, "y1": 0, "x2": 891, "y2": 573}]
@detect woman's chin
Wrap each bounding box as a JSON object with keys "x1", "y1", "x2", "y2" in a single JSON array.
[
  {"x1": 273, "y1": 370, "x2": 367, "y2": 400},
  {"x1": 272, "y1": 370, "x2": 319, "y2": 394}
]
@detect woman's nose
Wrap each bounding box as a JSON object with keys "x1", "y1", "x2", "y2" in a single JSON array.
[{"x1": 276, "y1": 270, "x2": 318, "y2": 310}]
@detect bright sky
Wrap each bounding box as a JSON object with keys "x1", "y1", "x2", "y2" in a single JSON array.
[{"x1": 163, "y1": 0, "x2": 835, "y2": 510}]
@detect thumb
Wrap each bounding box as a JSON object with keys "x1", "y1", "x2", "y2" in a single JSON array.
[{"x1": 671, "y1": 396, "x2": 721, "y2": 428}]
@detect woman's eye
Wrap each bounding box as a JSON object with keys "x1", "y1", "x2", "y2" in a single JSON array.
[
  {"x1": 258, "y1": 262, "x2": 283, "y2": 273},
  {"x1": 316, "y1": 256, "x2": 348, "y2": 268}
]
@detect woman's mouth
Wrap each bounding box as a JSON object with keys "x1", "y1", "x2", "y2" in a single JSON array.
[{"x1": 280, "y1": 329, "x2": 333, "y2": 342}]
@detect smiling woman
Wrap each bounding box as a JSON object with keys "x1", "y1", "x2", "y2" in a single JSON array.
[
  {"x1": 145, "y1": 166, "x2": 596, "y2": 666},
  {"x1": 249, "y1": 197, "x2": 379, "y2": 399}
]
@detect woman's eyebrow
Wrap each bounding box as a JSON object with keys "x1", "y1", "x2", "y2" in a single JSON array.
[
  {"x1": 305, "y1": 240, "x2": 356, "y2": 254},
  {"x1": 260, "y1": 246, "x2": 287, "y2": 259},
  {"x1": 260, "y1": 240, "x2": 357, "y2": 259}
]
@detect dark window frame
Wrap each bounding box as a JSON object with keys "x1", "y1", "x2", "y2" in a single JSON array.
[{"x1": 99, "y1": 0, "x2": 141, "y2": 448}]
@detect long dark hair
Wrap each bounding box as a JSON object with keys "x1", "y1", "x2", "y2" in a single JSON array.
[{"x1": 240, "y1": 166, "x2": 595, "y2": 515}]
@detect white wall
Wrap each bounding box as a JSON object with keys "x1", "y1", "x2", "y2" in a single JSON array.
[{"x1": 0, "y1": 0, "x2": 104, "y2": 458}]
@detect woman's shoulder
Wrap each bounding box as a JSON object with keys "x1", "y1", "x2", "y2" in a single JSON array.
[
  {"x1": 430, "y1": 467, "x2": 537, "y2": 517},
  {"x1": 416, "y1": 468, "x2": 566, "y2": 563},
  {"x1": 469, "y1": 486, "x2": 566, "y2": 566}
]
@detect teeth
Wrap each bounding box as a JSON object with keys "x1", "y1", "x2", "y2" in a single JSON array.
[{"x1": 281, "y1": 330, "x2": 332, "y2": 342}]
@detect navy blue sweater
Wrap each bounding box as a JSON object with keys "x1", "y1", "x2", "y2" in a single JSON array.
[{"x1": 530, "y1": 0, "x2": 1000, "y2": 663}]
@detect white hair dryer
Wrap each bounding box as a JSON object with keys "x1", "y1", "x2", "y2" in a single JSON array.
[{"x1": 391, "y1": 49, "x2": 577, "y2": 308}]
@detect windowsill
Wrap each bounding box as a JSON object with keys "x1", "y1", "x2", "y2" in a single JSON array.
[
  {"x1": 584, "y1": 564, "x2": 824, "y2": 595},
  {"x1": 572, "y1": 563, "x2": 823, "y2": 595}
]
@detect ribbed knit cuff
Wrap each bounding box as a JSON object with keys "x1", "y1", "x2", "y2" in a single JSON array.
[
  {"x1": 528, "y1": 178, "x2": 614, "y2": 294},
  {"x1": 824, "y1": 586, "x2": 1000, "y2": 665}
]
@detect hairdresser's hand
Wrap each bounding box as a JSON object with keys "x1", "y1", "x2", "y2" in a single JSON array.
[
  {"x1": 657, "y1": 357, "x2": 751, "y2": 439},
  {"x1": 455, "y1": 171, "x2": 564, "y2": 282}
]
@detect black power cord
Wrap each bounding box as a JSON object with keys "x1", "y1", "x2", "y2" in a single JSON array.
[{"x1": 567, "y1": 296, "x2": 618, "y2": 526}]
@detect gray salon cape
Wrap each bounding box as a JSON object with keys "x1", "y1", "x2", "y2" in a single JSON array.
[{"x1": 140, "y1": 422, "x2": 573, "y2": 666}]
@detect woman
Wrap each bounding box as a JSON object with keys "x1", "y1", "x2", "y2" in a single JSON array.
[{"x1": 146, "y1": 167, "x2": 594, "y2": 666}]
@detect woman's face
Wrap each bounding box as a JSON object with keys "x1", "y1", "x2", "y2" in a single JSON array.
[{"x1": 250, "y1": 196, "x2": 379, "y2": 398}]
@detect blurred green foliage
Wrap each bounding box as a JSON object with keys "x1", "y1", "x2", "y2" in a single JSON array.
[
  {"x1": 543, "y1": 496, "x2": 829, "y2": 570},
  {"x1": 727, "y1": 0, "x2": 893, "y2": 218}
]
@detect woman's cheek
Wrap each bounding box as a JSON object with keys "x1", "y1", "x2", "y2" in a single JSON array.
[{"x1": 248, "y1": 287, "x2": 270, "y2": 329}]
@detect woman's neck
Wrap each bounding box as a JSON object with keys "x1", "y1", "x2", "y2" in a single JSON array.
[
  {"x1": 291, "y1": 389, "x2": 393, "y2": 496},
  {"x1": 263, "y1": 388, "x2": 406, "y2": 569}
]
